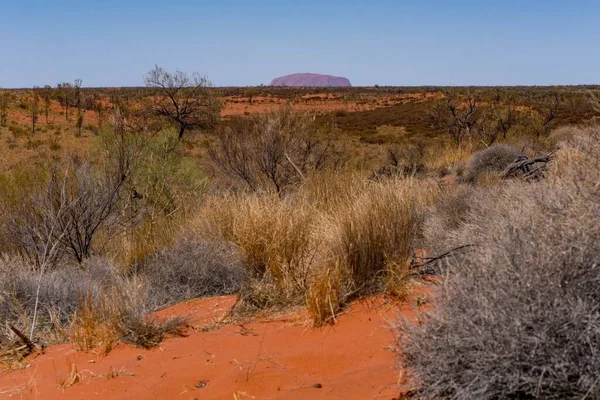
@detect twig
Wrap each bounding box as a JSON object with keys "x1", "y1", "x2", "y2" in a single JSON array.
[
  {"x1": 284, "y1": 152, "x2": 305, "y2": 180},
  {"x1": 218, "y1": 293, "x2": 243, "y2": 324},
  {"x1": 246, "y1": 328, "x2": 267, "y2": 382},
  {"x1": 411, "y1": 244, "x2": 475, "y2": 273},
  {"x1": 0, "y1": 344, "x2": 28, "y2": 358}
]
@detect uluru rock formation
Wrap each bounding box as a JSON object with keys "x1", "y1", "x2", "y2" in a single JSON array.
[{"x1": 270, "y1": 73, "x2": 351, "y2": 87}]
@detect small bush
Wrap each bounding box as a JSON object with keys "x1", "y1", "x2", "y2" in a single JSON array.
[
  {"x1": 0, "y1": 256, "x2": 117, "y2": 346},
  {"x1": 462, "y1": 143, "x2": 521, "y2": 183},
  {"x1": 0, "y1": 254, "x2": 193, "y2": 351},
  {"x1": 140, "y1": 237, "x2": 245, "y2": 309},
  {"x1": 421, "y1": 184, "x2": 476, "y2": 254},
  {"x1": 116, "y1": 311, "x2": 187, "y2": 349}
]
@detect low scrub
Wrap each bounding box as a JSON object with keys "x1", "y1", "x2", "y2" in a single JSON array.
[
  {"x1": 400, "y1": 126, "x2": 600, "y2": 399},
  {"x1": 462, "y1": 143, "x2": 521, "y2": 183},
  {"x1": 140, "y1": 237, "x2": 245, "y2": 309}
]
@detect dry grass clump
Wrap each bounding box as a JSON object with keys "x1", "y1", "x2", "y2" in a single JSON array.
[
  {"x1": 192, "y1": 174, "x2": 433, "y2": 324},
  {"x1": 326, "y1": 178, "x2": 435, "y2": 295},
  {"x1": 305, "y1": 265, "x2": 342, "y2": 325},
  {"x1": 193, "y1": 193, "x2": 318, "y2": 309},
  {"x1": 462, "y1": 143, "x2": 521, "y2": 183},
  {"x1": 400, "y1": 126, "x2": 600, "y2": 399},
  {"x1": 295, "y1": 170, "x2": 368, "y2": 214}
]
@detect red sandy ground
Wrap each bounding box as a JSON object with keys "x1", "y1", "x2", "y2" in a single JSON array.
[
  {"x1": 0, "y1": 294, "x2": 425, "y2": 399},
  {"x1": 221, "y1": 93, "x2": 442, "y2": 117}
]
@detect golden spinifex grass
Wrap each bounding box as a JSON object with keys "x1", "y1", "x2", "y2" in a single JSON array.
[{"x1": 192, "y1": 174, "x2": 438, "y2": 325}]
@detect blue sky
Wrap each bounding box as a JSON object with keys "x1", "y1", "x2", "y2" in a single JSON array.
[{"x1": 0, "y1": 0, "x2": 598, "y2": 87}]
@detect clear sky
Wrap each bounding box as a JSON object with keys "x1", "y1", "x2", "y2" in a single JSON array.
[{"x1": 0, "y1": 0, "x2": 598, "y2": 88}]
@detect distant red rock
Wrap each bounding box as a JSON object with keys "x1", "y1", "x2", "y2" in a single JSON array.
[{"x1": 270, "y1": 73, "x2": 351, "y2": 87}]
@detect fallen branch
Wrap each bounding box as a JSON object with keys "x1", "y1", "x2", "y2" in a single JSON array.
[
  {"x1": 9, "y1": 325, "x2": 36, "y2": 352},
  {"x1": 411, "y1": 244, "x2": 475, "y2": 274},
  {"x1": 503, "y1": 152, "x2": 555, "y2": 179}
]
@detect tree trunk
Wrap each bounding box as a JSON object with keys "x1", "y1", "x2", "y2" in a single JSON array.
[{"x1": 178, "y1": 124, "x2": 185, "y2": 140}]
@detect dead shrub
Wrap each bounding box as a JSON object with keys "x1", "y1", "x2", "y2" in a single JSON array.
[
  {"x1": 0, "y1": 256, "x2": 118, "y2": 347},
  {"x1": 208, "y1": 105, "x2": 346, "y2": 193},
  {"x1": 117, "y1": 312, "x2": 187, "y2": 349},
  {"x1": 0, "y1": 253, "x2": 191, "y2": 351},
  {"x1": 371, "y1": 144, "x2": 426, "y2": 181},
  {"x1": 421, "y1": 185, "x2": 476, "y2": 254}
]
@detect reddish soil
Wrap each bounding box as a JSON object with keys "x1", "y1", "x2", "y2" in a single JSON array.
[
  {"x1": 220, "y1": 92, "x2": 443, "y2": 117},
  {"x1": 0, "y1": 293, "x2": 426, "y2": 399}
]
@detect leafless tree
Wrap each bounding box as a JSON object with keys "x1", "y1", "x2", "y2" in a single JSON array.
[
  {"x1": 144, "y1": 65, "x2": 221, "y2": 140},
  {"x1": 534, "y1": 92, "x2": 561, "y2": 137},
  {"x1": 30, "y1": 87, "x2": 39, "y2": 135},
  {"x1": 209, "y1": 106, "x2": 346, "y2": 193},
  {"x1": 0, "y1": 89, "x2": 10, "y2": 127},
  {"x1": 41, "y1": 85, "x2": 53, "y2": 124},
  {"x1": 57, "y1": 82, "x2": 72, "y2": 121},
  {"x1": 2, "y1": 109, "x2": 147, "y2": 265},
  {"x1": 429, "y1": 91, "x2": 482, "y2": 145},
  {"x1": 489, "y1": 90, "x2": 515, "y2": 140},
  {"x1": 1, "y1": 160, "x2": 126, "y2": 264},
  {"x1": 477, "y1": 91, "x2": 516, "y2": 146}
]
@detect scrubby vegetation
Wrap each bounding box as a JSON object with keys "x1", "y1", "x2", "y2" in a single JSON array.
[
  {"x1": 1, "y1": 77, "x2": 600, "y2": 400},
  {"x1": 400, "y1": 126, "x2": 600, "y2": 399}
]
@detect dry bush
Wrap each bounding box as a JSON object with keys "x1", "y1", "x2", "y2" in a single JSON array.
[
  {"x1": 192, "y1": 173, "x2": 433, "y2": 321},
  {"x1": 139, "y1": 237, "x2": 245, "y2": 309},
  {"x1": 325, "y1": 178, "x2": 436, "y2": 297},
  {"x1": 114, "y1": 293, "x2": 188, "y2": 349},
  {"x1": 0, "y1": 253, "x2": 192, "y2": 351},
  {"x1": 400, "y1": 126, "x2": 600, "y2": 399},
  {"x1": 423, "y1": 143, "x2": 474, "y2": 179},
  {"x1": 193, "y1": 193, "x2": 318, "y2": 309},
  {"x1": 0, "y1": 256, "x2": 119, "y2": 347},
  {"x1": 371, "y1": 144, "x2": 426, "y2": 181},
  {"x1": 462, "y1": 143, "x2": 521, "y2": 183},
  {"x1": 421, "y1": 184, "x2": 477, "y2": 254},
  {"x1": 71, "y1": 273, "x2": 187, "y2": 350},
  {"x1": 208, "y1": 105, "x2": 346, "y2": 193}
]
